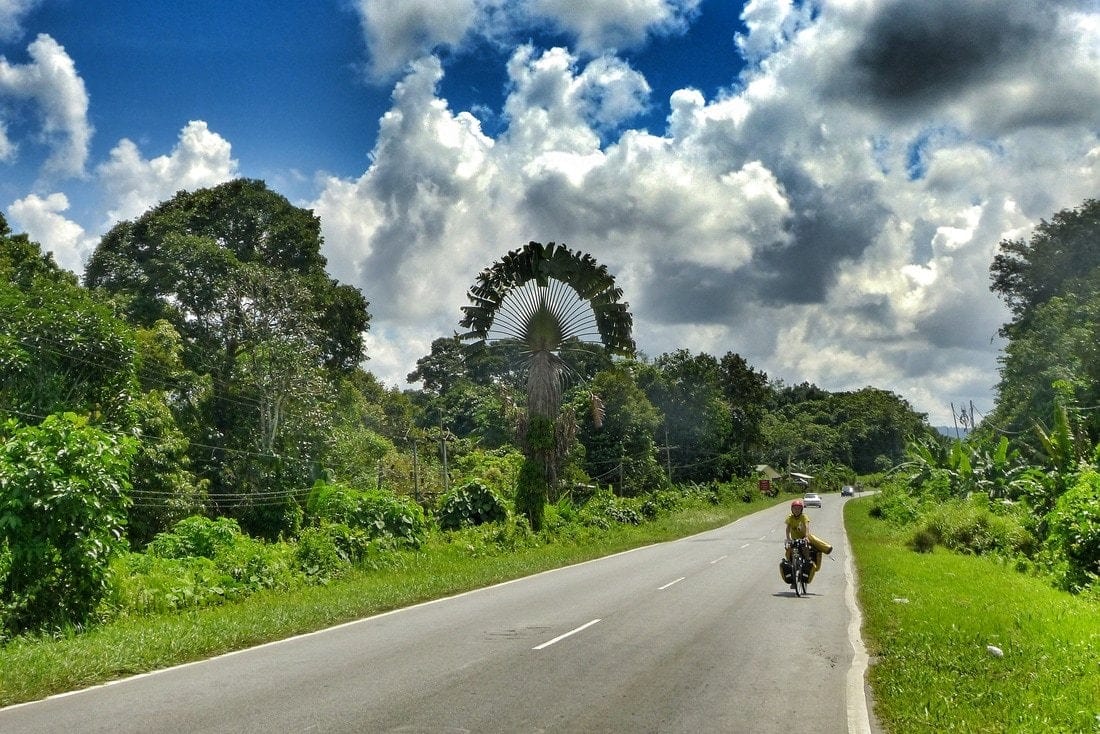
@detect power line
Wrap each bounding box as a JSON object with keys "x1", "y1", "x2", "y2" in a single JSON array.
[{"x1": 0, "y1": 403, "x2": 285, "y2": 460}]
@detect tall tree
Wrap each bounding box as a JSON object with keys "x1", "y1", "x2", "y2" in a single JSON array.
[
  {"x1": 718, "y1": 352, "x2": 770, "y2": 476},
  {"x1": 84, "y1": 179, "x2": 371, "y2": 536},
  {"x1": 988, "y1": 199, "x2": 1100, "y2": 445},
  {"x1": 459, "y1": 241, "x2": 634, "y2": 528},
  {"x1": 1, "y1": 219, "x2": 204, "y2": 546},
  {"x1": 1, "y1": 217, "x2": 136, "y2": 428},
  {"x1": 638, "y1": 350, "x2": 734, "y2": 483},
  {"x1": 985, "y1": 272, "x2": 1100, "y2": 445},
  {"x1": 761, "y1": 383, "x2": 928, "y2": 474},
  {"x1": 991, "y1": 198, "x2": 1100, "y2": 331},
  {"x1": 572, "y1": 365, "x2": 664, "y2": 495}
]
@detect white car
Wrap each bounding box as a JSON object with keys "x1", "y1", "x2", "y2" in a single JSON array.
[{"x1": 802, "y1": 492, "x2": 822, "y2": 508}]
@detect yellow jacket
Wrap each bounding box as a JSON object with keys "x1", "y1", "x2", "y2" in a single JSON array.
[{"x1": 785, "y1": 513, "x2": 809, "y2": 539}]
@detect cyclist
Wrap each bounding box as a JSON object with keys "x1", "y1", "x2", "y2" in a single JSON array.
[{"x1": 784, "y1": 499, "x2": 812, "y2": 584}]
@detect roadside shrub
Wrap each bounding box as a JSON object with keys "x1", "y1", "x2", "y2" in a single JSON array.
[
  {"x1": 214, "y1": 534, "x2": 300, "y2": 591},
  {"x1": 1043, "y1": 470, "x2": 1100, "y2": 592},
  {"x1": 144, "y1": 515, "x2": 301, "y2": 595},
  {"x1": 542, "y1": 496, "x2": 581, "y2": 537},
  {"x1": 910, "y1": 527, "x2": 937, "y2": 553},
  {"x1": 916, "y1": 469, "x2": 957, "y2": 503},
  {"x1": 306, "y1": 481, "x2": 427, "y2": 548},
  {"x1": 103, "y1": 533, "x2": 303, "y2": 619},
  {"x1": 147, "y1": 516, "x2": 242, "y2": 559},
  {"x1": 917, "y1": 498, "x2": 1036, "y2": 558},
  {"x1": 868, "y1": 480, "x2": 920, "y2": 524},
  {"x1": 445, "y1": 516, "x2": 539, "y2": 557},
  {"x1": 294, "y1": 525, "x2": 347, "y2": 582},
  {"x1": 449, "y1": 448, "x2": 524, "y2": 500},
  {"x1": 730, "y1": 480, "x2": 757, "y2": 503},
  {"x1": 437, "y1": 481, "x2": 508, "y2": 530},
  {"x1": 297, "y1": 522, "x2": 371, "y2": 573},
  {"x1": 0, "y1": 414, "x2": 136, "y2": 635},
  {"x1": 640, "y1": 489, "x2": 683, "y2": 519},
  {"x1": 678, "y1": 482, "x2": 723, "y2": 505},
  {"x1": 579, "y1": 489, "x2": 642, "y2": 528},
  {"x1": 102, "y1": 553, "x2": 232, "y2": 616}
]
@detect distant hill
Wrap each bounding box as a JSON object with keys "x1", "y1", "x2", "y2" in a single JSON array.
[{"x1": 934, "y1": 426, "x2": 971, "y2": 439}]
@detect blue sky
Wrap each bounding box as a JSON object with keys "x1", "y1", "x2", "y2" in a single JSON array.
[
  {"x1": 2, "y1": 0, "x2": 1099, "y2": 425},
  {"x1": 4, "y1": 1, "x2": 746, "y2": 203}
]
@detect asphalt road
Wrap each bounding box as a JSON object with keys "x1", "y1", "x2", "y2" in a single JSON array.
[{"x1": 0, "y1": 496, "x2": 874, "y2": 733}]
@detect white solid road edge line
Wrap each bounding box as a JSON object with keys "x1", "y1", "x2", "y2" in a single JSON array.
[
  {"x1": 844, "y1": 545, "x2": 873, "y2": 734},
  {"x1": 533, "y1": 619, "x2": 602, "y2": 650}
]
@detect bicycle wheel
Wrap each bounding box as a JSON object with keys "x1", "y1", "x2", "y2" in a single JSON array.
[{"x1": 792, "y1": 555, "x2": 802, "y2": 597}]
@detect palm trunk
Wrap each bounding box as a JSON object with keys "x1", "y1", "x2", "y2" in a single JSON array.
[
  {"x1": 527, "y1": 350, "x2": 562, "y2": 421},
  {"x1": 516, "y1": 350, "x2": 564, "y2": 530}
]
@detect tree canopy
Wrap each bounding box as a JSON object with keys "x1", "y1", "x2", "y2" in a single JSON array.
[
  {"x1": 83, "y1": 180, "x2": 372, "y2": 536},
  {"x1": 990, "y1": 198, "x2": 1100, "y2": 332},
  {"x1": 986, "y1": 198, "x2": 1100, "y2": 445}
]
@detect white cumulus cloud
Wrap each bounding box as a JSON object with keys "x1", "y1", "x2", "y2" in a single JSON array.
[
  {"x1": 0, "y1": 0, "x2": 42, "y2": 42},
  {"x1": 0, "y1": 34, "x2": 91, "y2": 178},
  {"x1": 317, "y1": 2, "x2": 1100, "y2": 425},
  {"x1": 96, "y1": 120, "x2": 238, "y2": 225},
  {"x1": 355, "y1": 0, "x2": 478, "y2": 79},
  {"x1": 8, "y1": 191, "x2": 96, "y2": 272}
]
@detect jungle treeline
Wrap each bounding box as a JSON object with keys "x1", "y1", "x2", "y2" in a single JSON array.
[{"x1": 2, "y1": 180, "x2": 1096, "y2": 636}]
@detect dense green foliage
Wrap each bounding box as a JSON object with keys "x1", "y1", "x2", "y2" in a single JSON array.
[
  {"x1": 305, "y1": 480, "x2": 427, "y2": 548},
  {"x1": 868, "y1": 196, "x2": 1100, "y2": 597},
  {"x1": 848, "y1": 499, "x2": 1098, "y2": 733},
  {"x1": 0, "y1": 224, "x2": 137, "y2": 427},
  {"x1": 881, "y1": 424, "x2": 1099, "y2": 593},
  {"x1": 0, "y1": 415, "x2": 136, "y2": 635},
  {"x1": 84, "y1": 180, "x2": 371, "y2": 538},
  {"x1": 987, "y1": 197, "x2": 1100, "y2": 445},
  {"x1": 437, "y1": 481, "x2": 509, "y2": 530},
  {"x1": 1044, "y1": 470, "x2": 1100, "y2": 592},
  {"x1": 571, "y1": 365, "x2": 665, "y2": 494}
]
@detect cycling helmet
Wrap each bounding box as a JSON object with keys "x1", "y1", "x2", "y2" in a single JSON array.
[{"x1": 791, "y1": 499, "x2": 804, "y2": 510}]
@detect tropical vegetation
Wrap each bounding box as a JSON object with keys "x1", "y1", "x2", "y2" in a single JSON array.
[
  {"x1": 1, "y1": 180, "x2": 1096, "y2": 684},
  {"x1": 847, "y1": 500, "x2": 1098, "y2": 733},
  {"x1": 866, "y1": 198, "x2": 1100, "y2": 599}
]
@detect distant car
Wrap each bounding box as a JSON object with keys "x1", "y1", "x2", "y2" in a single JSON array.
[
  {"x1": 841, "y1": 485, "x2": 856, "y2": 497},
  {"x1": 802, "y1": 492, "x2": 822, "y2": 508}
]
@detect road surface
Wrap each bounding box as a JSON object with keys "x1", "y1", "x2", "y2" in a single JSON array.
[{"x1": 0, "y1": 496, "x2": 874, "y2": 733}]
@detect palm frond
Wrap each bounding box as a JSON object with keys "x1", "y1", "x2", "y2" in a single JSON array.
[{"x1": 459, "y1": 240, "x2": 635, "y2": 357}]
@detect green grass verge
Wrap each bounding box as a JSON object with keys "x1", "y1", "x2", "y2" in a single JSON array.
[
  {"x1": 846, "y1": 498, "x2": 1099, "y2": 733},
  {"x1": 0, "y1": 497, "x2": 779, "y2": 708}
]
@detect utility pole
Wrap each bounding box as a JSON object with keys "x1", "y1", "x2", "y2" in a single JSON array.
[
  {"x1": 658, "y1": 424, "x2": 678, "y2": 484},
  {"x1": 412, "y1": 438, "x2": 420, "y2": 503},
  {"x1": 405, "y1": 427, "x2": 421, "y2": 502},
  {"x1": 439, "y1": 414, "x2": 450, "y2": 493},
  {"x1": 619, "y1": 446, "x2": 625, "y2": 491}
]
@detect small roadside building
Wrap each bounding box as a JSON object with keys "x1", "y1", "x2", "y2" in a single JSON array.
[
  {"x1": 754, "y1": 464, "x2": 781, "y2": 495},
  {"x1": 789, "y1": 471, "x2": 814, "y2": 489}
]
